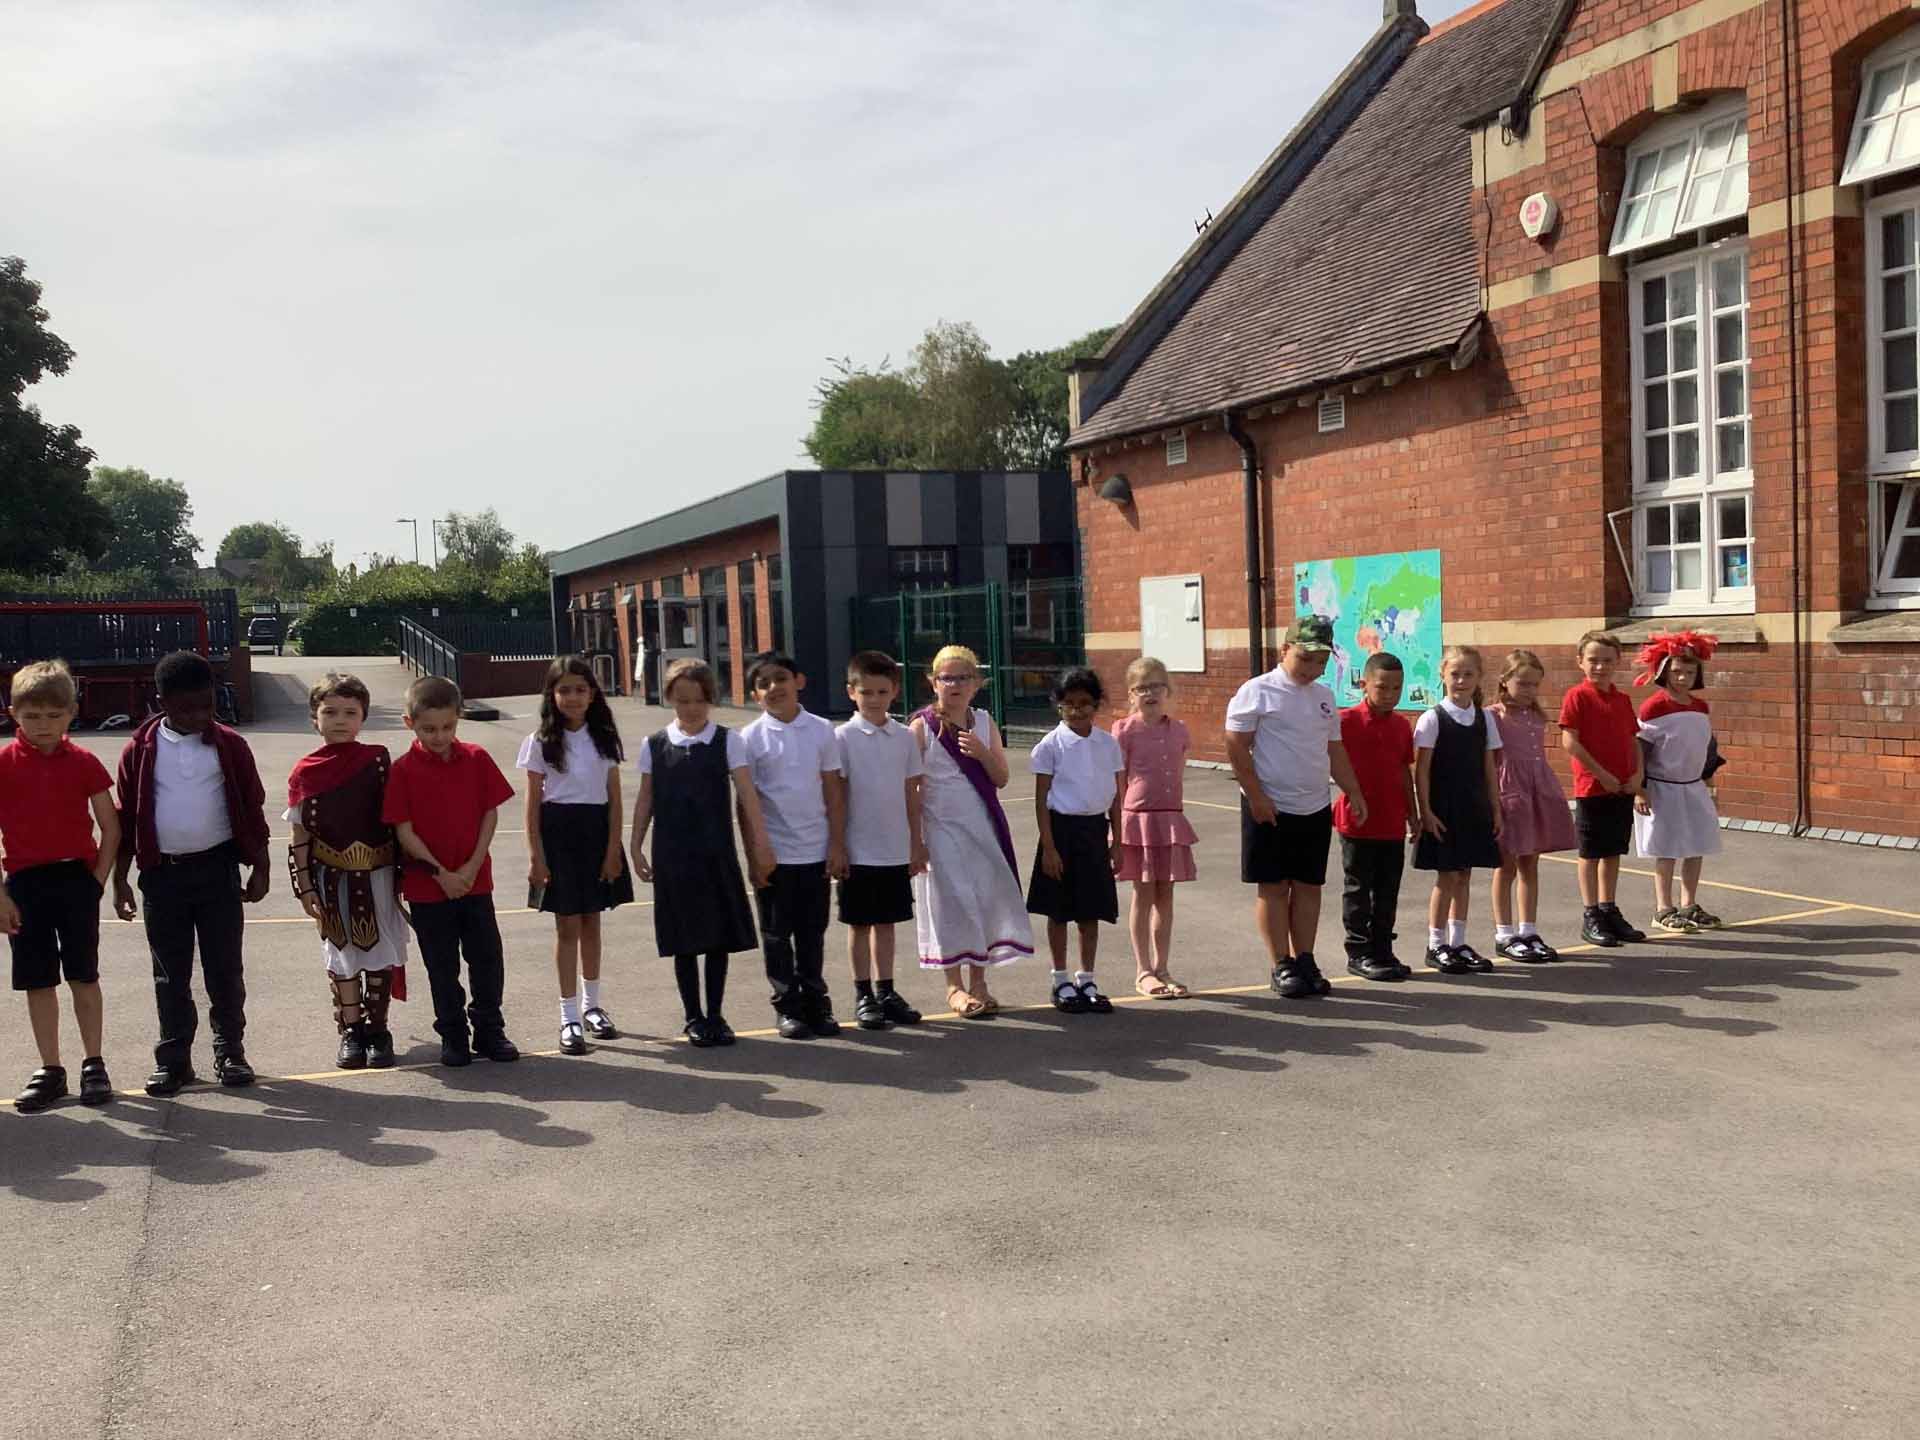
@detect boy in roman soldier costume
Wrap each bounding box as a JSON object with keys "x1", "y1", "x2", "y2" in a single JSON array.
[{"x1": 288, "y1": 674, "x2": 410, "y2": 1069}]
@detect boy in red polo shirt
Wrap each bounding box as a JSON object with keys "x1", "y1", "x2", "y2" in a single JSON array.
[
  {"x1": 1335, "y1": 652, "x2": 1420, "y2": 981},
  {"x1": 382, "y1": 675, "x2": 521, "y2": 1067},
  {"x1": 1557, "y1": 630, "x2": 1646, "y2": 947},
  {"x1": 0, "y1": 660, "x2": 120, "y2": 1111}
]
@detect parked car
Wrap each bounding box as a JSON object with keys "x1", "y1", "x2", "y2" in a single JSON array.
[{"x1": 246, "y1": 615, "x2": 282, "y2": 655}]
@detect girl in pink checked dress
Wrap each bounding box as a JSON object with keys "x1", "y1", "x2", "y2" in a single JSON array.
[
  {"x1": 1113, "y1": 657, "x2": 1199, "y2": 998},
  {"x1": 1489, "y1": 649, "x2": 1578, "y2": 962}
]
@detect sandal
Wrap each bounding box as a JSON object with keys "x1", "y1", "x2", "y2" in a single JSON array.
[
  {"x1": 946, "y1": 985, "x2": 988, "y2": 1019},
  {"x1": 1156, "y1": 971, "x2": 1190, "y2": 998},
  {"x1": 1136, "y1": 972, "x2": 1179, "y2": 999}
]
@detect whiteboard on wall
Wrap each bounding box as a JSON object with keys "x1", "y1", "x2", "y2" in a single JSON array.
[{"x1": 1140, "y1": 574, "x2": 1205, "y2": 673}]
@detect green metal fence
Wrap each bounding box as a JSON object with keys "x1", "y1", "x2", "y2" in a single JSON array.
[{"x1": 847, "y1": 577, "x2": 1083, "y2": 736}]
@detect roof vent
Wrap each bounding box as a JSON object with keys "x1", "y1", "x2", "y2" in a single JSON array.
[
  {"x1": 1165, "y1": 431, "x2": 1188, "y2": 466},
  {"x1": 1317, "y1": 393, "x2": 1347, "y2": 433}
]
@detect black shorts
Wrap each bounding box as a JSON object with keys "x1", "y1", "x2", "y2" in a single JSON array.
[
  {"x1": 6, "y1": 860, "x2": 102, "y2": 991},
  {"x1": 1241, "y1": 803, "x2": 1333, "y2": 887},
  {"x1": 838, "y1": 864, "x2": 913, "y2": 927},
  {"x1": 1575, "y1": 794, "x2": 1635, "y2": 859},
  {"x1": 1027, "y1": 812, "x2": 1120, "y2": 924}
]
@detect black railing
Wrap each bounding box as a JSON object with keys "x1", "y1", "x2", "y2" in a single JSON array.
[
  {"x1": 0, "y1": 588, "x2": 241, "y2": 659},
  {"x1": 416, "y1": 613, "x2": 553, "y2": 661},
  {"x1": 396, "y1": 616, "x2": 459, "y2": 679}
]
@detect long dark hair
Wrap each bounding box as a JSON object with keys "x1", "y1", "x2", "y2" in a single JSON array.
[{"x1": 537, "y1": 656, "x2": 623, "y2": 769}]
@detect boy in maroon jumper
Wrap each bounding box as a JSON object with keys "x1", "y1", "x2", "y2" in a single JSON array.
[
  {"x1": 383, "y1": 675, "x2": 520, "y2": 1067},
  {"x1": 1, "y1": 661, "x2": 120, "y2": 1111},
  {"x1": 1335, "y1": 653, "x2": 1420, "y2": 981},
  {"x1": 1557, "y1": 630, "x2": 1646, "y2": 947}
]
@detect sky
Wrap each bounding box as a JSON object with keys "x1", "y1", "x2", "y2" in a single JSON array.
[{"x1": 6, "y1": 0, "x2": 1487, "y2": 571}]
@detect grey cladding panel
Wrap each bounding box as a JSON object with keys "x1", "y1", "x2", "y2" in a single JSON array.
[
  {"x1": 820, "y1": 472, "x2": 857, "y2": 547},
  {"x1": 886, "y1": 473, "x2": 922, "y2": 546},
  {"x1": 1004, "y1": 473, "x2": 1042, "y2": 545}
]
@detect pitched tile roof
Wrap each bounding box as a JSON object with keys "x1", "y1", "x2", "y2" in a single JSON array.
[{"x1": 1071, "y1": 0, "x2": 1568, "y2": 448}]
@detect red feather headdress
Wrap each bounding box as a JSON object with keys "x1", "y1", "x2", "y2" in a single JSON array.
[{"x1": 1633, "y1": 629, "x2": 1718, "y2": 688}]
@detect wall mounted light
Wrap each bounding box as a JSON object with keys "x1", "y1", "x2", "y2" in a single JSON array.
[{"x1": 1098, "y1": 474, "x2": 1134, "y2": 506}]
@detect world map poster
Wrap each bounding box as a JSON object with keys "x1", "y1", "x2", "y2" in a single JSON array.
[{"x1": 1292, "y1": 549, "x2": 1443, "y2": 710}]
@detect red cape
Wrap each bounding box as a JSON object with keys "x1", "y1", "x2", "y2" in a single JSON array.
[{"x1": 287, "y1": 741, "x2": 383, "y2": 810}]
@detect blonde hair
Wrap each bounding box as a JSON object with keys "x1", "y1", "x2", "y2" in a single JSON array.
[
  {"x1": 663, "y1": 658, "x2": 718, "y2": 703},
  {"x1": 928, "y1": 645, "x2": 980, "y2": 679},
  {"x1": 1495, "y1": 649, "x2": 1546, "y2": 715},
  {"x1": 1125, "y1": 656, "x2": 1169, "y2": 690},
  {"x1": 1439, "y1": 644, "x2": 1485, "y2": 707},
  {"x1": 8, "y1": 659, "x2": 76, "y2": 711}
]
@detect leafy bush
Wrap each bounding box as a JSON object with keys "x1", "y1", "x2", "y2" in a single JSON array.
[{"x1": 295, "y1": 561, "x2": 549, "y2": 656}]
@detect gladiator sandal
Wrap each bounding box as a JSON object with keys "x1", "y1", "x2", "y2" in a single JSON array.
[
  {"x1": 334, "y1": 975, "x2": 368, "y2": 1070},
  {"x1": 362, "y1": 970, "x2": 395, "y2": 1070}
]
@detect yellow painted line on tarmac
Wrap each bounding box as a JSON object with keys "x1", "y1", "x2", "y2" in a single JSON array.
[
  {"x1": 11, "y1": 903, "x2": 1857, "y2": 1106},
  {"x1": 237, "y1": 902, "x2": 652, "y2": 927},
  {"x1": 1538, "y1": 855, "x2": 1920, "y2": 921}
]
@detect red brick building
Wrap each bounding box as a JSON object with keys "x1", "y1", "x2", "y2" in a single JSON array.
[{"x1": 1068, "y1": 0, "x2": 1920, "y2": 842}]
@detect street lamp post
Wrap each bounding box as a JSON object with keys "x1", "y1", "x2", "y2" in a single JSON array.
[
  {"x1": 429, "y1": 518, "x2": 443, "y2": 568},
  {"x1": 396, "y1": 517, "x2": 418, "y2": 564}
]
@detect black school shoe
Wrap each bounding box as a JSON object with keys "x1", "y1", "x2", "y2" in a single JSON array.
[
  {"x1": 364, "y1": 1029, "x2": 396, "y2": 1070},
  {"x1": 472, "y1": 1031, "x2": 520, "y2": 1063},
  {"x1": 16, "y1": 1066, "x2": 68, "y2": 1113},
  {"x1": 439, "y1": 1040, "x2": 474, "y2": 1068},
  {"x1": 707, "y1": 1015, "x2": 736, "y2": 1046},
  {"x1": 1580, "y1": 909, "x2": 1621, "y2": 947},
  {"x1": 558, "y1": 1022, "x2": 589, "y2": 1055},
  {"x1": 853, "y1": 992, "x2": 890, "y2": 1030},
  {"x1": 1452, "y1": 944, "x2": 1494, "y2": 973},
  {"x1": 79, "y1": 1057, "x2": 115, "y2": 1105},
  {"x1": 776, "y1": 1012, "x2": 815, "y2": 1040},
  {"x1": 1525, "y1": 935, "x2": 1562, "y2": 962},
  {"x1": 684, "y1": 1018, "x2": 719, "y2": 1048},
  {"x1": 1346, "y1": 955, "x2": 1407, "y2": 981},
  {"x1": 144, "y1": 1064, "x2": 198, "y2": 1096},
  {"x1": 807, "y1": 1002, "x2": 843, "y2": 1037},
  {"x1": 1602, "y1": 905, "x2": 1646, "y2": 943},
  {"x1": 877, "y1": 989, "x2": 921, "y2": 1025},
  {"x1": 1426, "y1": 945, "x2": 1473, "y2": 974},
  {"x1": 1270, "y1": 956, "x2": 1330, "y2": 998},
  {"x1": 336, "y1": 1023, "x2": 369, "y2": 1070},
  {"x1": 581, "y1": 1006, "x2": 619, "y2": 1040},
  {"x1": 1052, "y1": 979, "x2": 1090, "y2": 1013},
  {"x1": 1077, "y1": 980, "x2": 1114, "y2": 1013},
  {"x1": 213, "y1": 1053, "x2": 256, "y2": 1087}
]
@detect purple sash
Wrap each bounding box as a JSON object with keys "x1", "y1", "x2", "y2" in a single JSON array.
[{"x1": 919, "y1": 706, "x2": 1018, "y2": 875}]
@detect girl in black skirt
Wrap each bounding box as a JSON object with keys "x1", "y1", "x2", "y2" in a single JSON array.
[
  {"x1": 516, "y1": 657, "x2": 634, "y2": 1055},
  {"x1": 1027, "y1": 668, "x2": 1126, "y2": 1014},
  {"x1": 1413, "y1": 645, "x2": 1505, "y2": 975},
  {"x1": 631, "y1": 659, "x2": 772, "y2": 1047}
]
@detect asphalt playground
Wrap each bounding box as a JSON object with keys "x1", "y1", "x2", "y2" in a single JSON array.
[{"x1": 2, "y1": 655, "x2": 1915, "y2": 1439}]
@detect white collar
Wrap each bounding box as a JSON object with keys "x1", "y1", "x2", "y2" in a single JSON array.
[
  {"x1": 159, "y1": 722, "x2": 197, "y2": 745},
  {"x1": 665, "y1": 720, "x2": 717, "y2": 747},
  {"x1": 758, "y1": 708, "x2": 809, "y2": 730},
  {"x1": 849, "y1": 713, "x2": 895, "y2": 736},
  {"x1": 1053, "y1": 722, "x2": 1094, "y2": 748}
]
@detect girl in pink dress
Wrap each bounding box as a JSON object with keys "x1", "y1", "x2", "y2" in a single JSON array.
[
  {"x1": 1489, "y1": 649, "x2": 1578, "y2": 962},
  {"x1": 1113, "y1": 657, "x2": 1199, "y2": 998}
]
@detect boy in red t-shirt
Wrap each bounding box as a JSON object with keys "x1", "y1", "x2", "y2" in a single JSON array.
[
  {"x1": 1335, "y1": 653, "x2": 1420, "y2": 981},
  {"x1": 0, "y1": 661, "x2": 120, "y2": 1111},
  {"x1": 1557, "y1": 631, "x2": 1646, "y2": 947},
  {"x1": 382, "y1": 675, "x2": 520, "y2": 1066}
]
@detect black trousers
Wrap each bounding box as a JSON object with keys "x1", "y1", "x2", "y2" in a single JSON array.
[
  {"x1": 141, "y1": 850, "x2": 247, "y2": 1069},
  {"x1": 756, "y1": 862, "x2": 830, "y2": 1015},
  {"x1": 1339, "y1": 836, "x2": 1405, "y2": 961},
  {"x1": 409, "y1": 893, "x2": 507, "y2": 1041}
]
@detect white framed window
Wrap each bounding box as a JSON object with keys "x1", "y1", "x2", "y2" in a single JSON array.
[
  {"x1": 1868, "y1": 187, "x2": 1920, "y2": 605},
  {"x1": 1627, "y1": 242, "x2": 1754, "y2": 612},
  {"x1": 1610, "y1": 103, "x2": 1750, "y2": 255},
  {"x1": 1842, "y1": 33, "x2": 1920, "y2": 188}
]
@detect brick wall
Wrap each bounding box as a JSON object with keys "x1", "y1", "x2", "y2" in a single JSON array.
[{"x1": 1073, "y1": 0, "x2": 1920, "y2": 836}]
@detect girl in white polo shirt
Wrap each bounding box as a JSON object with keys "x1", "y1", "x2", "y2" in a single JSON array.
[{"x1": 1028, "y1": 667, "x2": 1127, "y2": 1014}]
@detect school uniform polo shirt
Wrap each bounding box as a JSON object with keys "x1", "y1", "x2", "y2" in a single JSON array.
[
  {"x1": 635, "y1": 720, "x2": 750, "y2": 774},
  {"x1": 1224, "y1": 667, "x2": 1342, "y2": 816},
  {"x1": 0, "y1": 737, "x2": 112, "y2": 874},
  {"x1": 1030, "y1": 722, "x2": 1124, "y2": 816},
  {"x1": 152, "y1": 722, "x2": 234, "y2": 855},
  {"x1": 1335, "y1": 704, "x2": 1415, "y2": 841},
  {"x1": 383, "y1": 739, "x2": 515, "y2": 903},
  {"x1": 1556, "y1": 682, "x2": 1639, "y2": 797},
  {"x1": 834, "y1": 714, "x2": 923, "y2": 867},
  {"x1": 740, "y1": 709, "x2": 842, "y2": 866}
]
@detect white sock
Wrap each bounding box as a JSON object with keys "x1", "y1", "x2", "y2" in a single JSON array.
[
  {"x1": 1074, "y1": 970, "x2": 1099, "y2": 993},
  {"x1": 583, "y1": 978, "x2": 603, "y2": 1010},
  {"x1": 1446, "y1": 920, "x2": 1466, "y2": 948},
  {"x1": 1518, "y1": 921, "x2": 1538, "y2": 938},
  {"x1": 560, "y1": 994, "x2": 581, "y2": 1026},
  {"x1": 1429, "y1": 926, "x2": 1446, "y2": 948},
  {"x1": 1494, "y1": 924, "x2": 1516, "y2": 942},
  {"x1": 1051, "y1": 968, "x2": 1072, "y2": 993}
]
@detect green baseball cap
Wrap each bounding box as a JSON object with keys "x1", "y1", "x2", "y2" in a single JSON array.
[{"x1": 1284, "y1": 614, "x2": 1334, "y2": 653}]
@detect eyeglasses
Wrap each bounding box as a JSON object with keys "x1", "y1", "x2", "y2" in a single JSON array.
[
  {"x1": 1129, "y1": 682, "x2": 1169, "y2": 695},
  {"x1": 933, "y1": 673, "x2": 975, "y2": 686}
]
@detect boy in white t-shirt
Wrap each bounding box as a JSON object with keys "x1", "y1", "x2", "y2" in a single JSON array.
[
  {"x1": 1223, "y1": 616, "x2": 1370, "y2": 1001},
  {"x1": 741, "y1": 651, "x2": 848, "y2": 1039},
  {"x1": 834, "y1": 651, "x2": 927, "y2": 1030}
]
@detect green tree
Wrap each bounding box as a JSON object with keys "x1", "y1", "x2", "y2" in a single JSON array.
[
  {"x1": 437, "y1": 508, "x2": 515, "y2": 575},
  {"x1": 909, "y1": 320, "x2": 1018, "y2": 470},
  {"x1": 1000, "y1": 325, "x2": 1117, "y2": 471},
  {"x1": 216, "y1": 520, "x2": 333, "y2": 596},
  {"x1": 90, "y1": 466, "x2": 200, "y2": 579},
  {"x1": 0, "y1": 256, "x2": 111, "y2": 572},
  {"x1": 803, "y1": 359, "x2": 923, "y2": 468}
]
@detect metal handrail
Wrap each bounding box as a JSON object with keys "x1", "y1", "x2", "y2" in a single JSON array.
[{"x1": 395, "y1": 615, "x2": 459, "y2": 679}]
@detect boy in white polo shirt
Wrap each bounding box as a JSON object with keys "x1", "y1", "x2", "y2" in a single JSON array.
[
  {"x1": 834, "y1": 651, "x2": 927, "y2": 1030},
  {"x1": 1224, "y1": 616, "x2": 1369, "y2": 1001},
  {"x1": 741, "y1": 651, "x2": 848, "y2": 1039}
]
